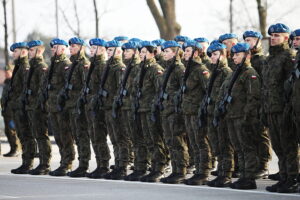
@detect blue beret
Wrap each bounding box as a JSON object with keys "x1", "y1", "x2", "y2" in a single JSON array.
[
  {"x1": 106, "y1": 40, "x2": 123, "y2": 48},
  {"x1": 89, "y1": 38, "x2": 106, "y2": 47},
  {"x1": 10, "y1": 42, "x2": 28, "y2": 52},
  {"x1": 162, "y1": 40, "x2": 181, "y2": 50},
  {"x1": 50, "y1": 38, "x2": 68, "y2": 47},
  {"x1": 140, "y1": 41, "x2": 157, "y2": 48},
  {"x1": 219, "y1": 33, "x2": 238, "y2": 42},
  {"x1": 183, "y1": 40, "x2": 202, "y2": 50},
  {"x1": 69, "y1": 37, "x2": 86, "y2": 46},
  {"x1": 243, "y1": 31, "x2": 263, "y2": 40},
  {"x1": 129, "y1": 38, "x2": 143, "y2": 43},
  {"x1": 194, "y1": 37, "x2": 209, "y2": 44},
  {"x1": 207, "y1": 42, "x2": 227, "y2": 56},
  {"x1": 114, "y1": 36, "x2": 129, "y2": 41},
  {"x1": 268, "y1": 23, "x2": 290, "y2": 35},
  {"x1": 290, "y1": 29, "x2": 300, "y2": 40},
  {"x1": 231, "y1": 43, "x2": 250, "y2": 53},
  {"x1": 174, "y1": 35, "x2": 190, "y2": 42},
  {"x1": 152, "y1": 39, "x2": 166, "y2": 46},
  {"x1": 122, "y1": 41, "x2": 140, "y2": 49},
  {"x1": 28, "y1": 40, "x2": 44, "y2": 48},
  {"x1": 210, "y1": 39, "x2": 220, "y2": 46}
]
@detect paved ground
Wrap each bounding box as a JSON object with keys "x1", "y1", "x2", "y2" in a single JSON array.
[{"x1": 0, "y1": 136, "x2": 299, "y2": 200}]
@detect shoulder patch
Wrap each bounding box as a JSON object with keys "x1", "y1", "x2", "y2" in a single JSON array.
[
  {"x1": 202, "y1": 70, "x2": 209, "y2": 75},
  {"x1": 84, "y1": 64, "x2": 89, "y2": 68},
  {"x1": 42, "y1": 67, "x2": 47, "y2": 71},
  {"x1": 65, "y1": 66, "x2": 69, "y2": 70},
  {"x1": 157, "y1": 70, "x2": 163, "y2": 74},
  {"x1": 251, "y1": 75, "x2": 257, "y2": 79}
]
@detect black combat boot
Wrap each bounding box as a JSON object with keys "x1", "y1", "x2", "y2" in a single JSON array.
[
  {"x1": 161, "y1": 173, "x2": 186, "y2": 184},
  {"x1": 67, "y1": 166, "x2": 88, "y2": 178},
  {"x1": 186, "y1": 165, "x2": 195, "y2": 174},
  {"x1": 211, "y1": 170, "x2": 219, "y2": 176},
  {"x1": 3, "y1": 149, "x2": 19, "y2": 157},
  {"x1": 277, "y1": 178, "x2": 298, "y2": 193},
  {"x1": 140, "y1": 171, "x2": 164, "y2": 182},
  {"x1": 268, "y1": 172, "x2": 280, "y2": 181},
  {"x1": 214, "y1": 176, "x2": 232, "y2": 187},
  {"x1": 29, "y1": 164, "x2": 50, "y2": 175},
  {"x1": 266, "y1": 179, "x2": 286, "y2": 192},
  {"x1": 184, "y1": 174, "x2": 208, "y2": 185},
  {"x1": 124, "y1": 170, "x2": 146, "y2": 181},
  {"x1": 255, "y1": 168, "x2": 269, "y2": 179},
  {"x1": 11, "y1": 163, "x2": 32, "y2": 174},
  {"x1": 49, "y1": 165, "x2": 71, "y2": 176},
  {"x1": 110, "y1": 167, "x2": 127, "y2": 180},
  {"x1": 231, "y1": 178, "x2": 257, "y2": 190},
  {"x1": 86, "y1": 167, "x2": 109, "y2": 179}
]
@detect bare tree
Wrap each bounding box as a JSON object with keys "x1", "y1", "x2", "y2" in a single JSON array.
[
  {"x1": 55, "y1": 0, "x2": 59, "y2": 37},
  {"x1": 256, "y1": 0, "x2": 267, "y2": 38},
  {"x1": 146, "y1": 0, "x2": 181, "y2": 40},
  {"x1": 93, "y1": 0, "x2": 99, "y2": 38},
  {"x1": 11, "y1": 0, "x2": 16, "y2": 42},
  {"x1": 229, "y1": 0, "x2": 233, "y2": 33},
  {"x1": 60, "y1": 0, "x2": 81, "y2": 37},
  {"x1": 3, "y1": 0, "x2": 9, "y2": 67}
]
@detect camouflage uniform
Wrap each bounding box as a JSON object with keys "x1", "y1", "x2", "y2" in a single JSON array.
[
  {"x1": 263, "y1": 42, "x2": 298, "y2": 181},
  {"x1": 291, "y1": 51, "x2": 300, "y2": 143},
  {"x1": 25, "y1": 57, "x2": 51, "y2": 169},
  {"x1": 182, "y1": 57, "x2": 211, "y2": 179},
  {"x1": 48, "y1": 54, "x2": 75, "y2": 174}
]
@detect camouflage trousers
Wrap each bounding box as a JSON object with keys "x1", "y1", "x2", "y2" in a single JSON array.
[
  {"x1": 268, "y1": 112, "x2": 299, "y2": 179},
  {"x1": 161, "y1": 113, "x2": 189, "y2": 174},
  {"x1": 86, "y1": 109, "x2": 110, "y2": 168},
  {"x1": 3, "y1": 111, "x2": 20, "y2": 152},
  {"x1": 293, "y1": 112, "x2": 300, "y2": 144},
  {"x1": 27, "y1": 109, "x2": 51, "y2": 166},
  {"x1": 105, "y1": 109, "x2": 129, "y2": 168},
  {"x1": 12, "y1": 109, "x2": 36, "y2": 166},
  {"x1": 184, "y1": 114, "x2": 211, "y2": 175},
  {"x1": 208, "y1": 116, "x2": 234, "y2": 177},
  {"x1": 50, "y1": 111, "x2": 75, "y2": 168},
  {"x1": 140, "y1": 111, "x2": 167, "y2": 172},
  {"x1": 227, "y1": 117, "x2": 258, "y2": 179}
]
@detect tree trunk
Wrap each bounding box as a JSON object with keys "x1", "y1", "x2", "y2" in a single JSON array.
[
  {"x1": 55, "y1": 0, "x2": 59, "y2": 37},
  {"x1": 11, "y1": 0, "x2": 16, "y2": 42},
  {"x1": 229, "y1": 0, "x2": 233, "y2": 33},
  {"x1": 3, "y1": 0, "x2": 9, "y2": 67},
  {"x1": 93, "y1": 0, "x2": 99, "y2": 38},
  {"x1": 146, "y1": 0, "x2": 181, "y2": 40},
  {"x1": 256, "y1": 0, "x2": 267, "y2": 38}
]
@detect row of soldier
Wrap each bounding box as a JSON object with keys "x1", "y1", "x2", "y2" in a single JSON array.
[{"x1": 1, "y1": 22, "x2": 299, "y2": 193}]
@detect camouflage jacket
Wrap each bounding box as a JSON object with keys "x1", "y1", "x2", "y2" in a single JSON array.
[
  {"x1": 217, "y1": 63, "x2": 261, "y2": 119},
  {"x1": 207, "y1": 59, "x2": 232, "y2": 115},
  {"x1": 134, "y1": 57, "x2": 164, "y2": 112},
  {"x1": 161, "y1": 58, "x2": 185, "y2": 116},
  {"x1": 24, "y1": 57, "x2": 48, "y2": 111},
  {"x1": 201, "y1": 54, "x2": 212, "y2": 71},
  {"x1": 64, "y1": 53, "x2": 90, "y2": 109},
  {"x1": 1, "y1": 79, "x2": 13, "y2": 117},
  {"x1": 291, "y1": 50, "x2": 300, "y2": 113},
  {"x1": 263, "y1": 42, "x2": 295, "y2": 114},
  {"x1": 250, "y1": 47, "x2": 266, "y2": 78},
  {"x1": 47, "y1": 54, "x2": 71, "y2": 113},
  {"x1": 182, "y1": 58, "x2": 210, "y2": 115},
  {"x1": 101, "y1": 56, "x2": 125, "y2": 110}
]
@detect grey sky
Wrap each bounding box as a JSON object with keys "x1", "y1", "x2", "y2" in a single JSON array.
[{"x1": 0, "y1": 0, "x2": 299, "y2": 47}]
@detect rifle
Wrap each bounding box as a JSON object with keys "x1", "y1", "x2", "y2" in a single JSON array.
[
  {"x1": 213, "y1": 52, "x2": 248, "y2": 127},
  {"x1": 2, "y1": 57, "x2": 21, "y2": 112},
  {"x1": 174, "y1": 48, "x2": 196, "y2": 113},
  {"x1": 57, "y1": 45, "x2": 82, "y2": 112},
  {"x1": 40, "y1": 51, "x2": 58, "y2": 111},
  {"x1": 92, "y1": 47, "x2": 117, "y2": 112},
  {"x1": 76, "y1": 46, "x2": 99, "y2": 115},
  {"x1": 197, "y1": 58, "x2": 220, "y2": 128},
  {"x1": 21, "y1": 50, "x2": 38, "y2": 111},
  {"x1": 151, "y1": 47, "x2": 179, "y2": 122},
  {"x1": 112, "y1": 52, "x2": 136, "y2": 118},
  {"x1": 132, "y1": 56, "x2": 147, "y2": 121}
]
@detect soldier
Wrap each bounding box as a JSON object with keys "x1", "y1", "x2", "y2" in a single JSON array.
[
  {"x1": 46, "y1": 38, "x2": 75, "y2": 176},
  {"x1": 156, "y1": 40, "x2": 189, "y2": 184},
  {"x1": 203, "y1": 43, "x2": 234, "y2": 187},
  {"x1": 98, "y1": 40, "x2": 129, "y2": 180},
  {"x1": 264, "y1": 23, "x2": 299, "y2": 193},
  {"x1": 243, "y1": 31, "x2": 271, "y2": 179},
  {"x1": 152, "y1": 39, "x2": 166, "y2": 68},
  {"x1": 23, "y1": 40, "x2": 51, "y2": 175},
  {"x1": 180, "y1": 40, "x2": 211, "y2": 185},
  {"x1": 84, "y1": 38, "x2": 111, "y2": 179},
  {"x1": 57, "y1": 37, "x2": 91, "y2": 177},
  {"x1": 194, "y1": 37, "x2": 211, "y2": 69},
  {"x1": 8, "y1": 42, "x2": 36, "y2": 174},
  {"x1": 219, "y1": 33, "x2": 238, "y2": 70},
  {"x1": 218, "y1": 43, "x2": 261, "y2": 189},
  {"x1": 1, "y1": 64, "x2": 21, "y2": 157}
]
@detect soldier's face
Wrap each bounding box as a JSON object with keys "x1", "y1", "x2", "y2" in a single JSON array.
[
  {"x1": 69, "y1": 44, "x2": 81, "y2": 55},
  {"x1": 232, "y1": 52, "x2": 245, "y2": 64},
  {"x1": 156, "y1": 46, "x2": 162, "y2": 54},
  {"x1": 211, "y1": 51, "x2": 221, "y2": 64},
  {"x1": 124, "y1": 49, "x2": 135, "y2": 60},
  {"x1": 12, "y1": 49, "x2": 21, "y2": 60},
  {"x1": 184, "y1": 47, "x2": 193, "y2": 61},
  {"x1": 293, "y1": 36, "x2": 300, "y2": 48},
  {"x1": 29, "y1": 47, "x2": 37, "y2": 59},
  {"x1": 90, "y1": 45, "x2": 99, "y2": 57},
  {"x1": 163, "y1": 48, "x2": 176, "y2": 61},
  {"x1": 52, "y1": 45, "x2": 65, "y2": 56},
  {"x1": 139, "y1": 48, "x2": 147, "y2": 60},
  {"x1": 270, "y1": 33, "x2": 286, "y2": 46},
  {"x1": 245, "y1": 37, "x2": 259, "y2": 49}
]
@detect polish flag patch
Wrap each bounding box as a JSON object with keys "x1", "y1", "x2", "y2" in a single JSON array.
[
  {"x1": 42, "y1": 67, "x2": 47, "y2": 71},
  {"x1": 65, "y1": 66, "x2": 69, "y2": 70},
  {"x1": 121, "y1": 67, "x2": 125, "y2": 71},
  {"x1": 202, "y1": 71, "x2": 209, "y2": 75},
  {"x1": 157, "y1": 70, "x2": 163, "y2": 74},
  {"x1": 84, "y1": 64, "x2": 89, "y2": 68},
  {"x1": 251, "y1": 75, "x2": 257, "y2": 79}
]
